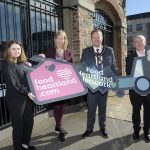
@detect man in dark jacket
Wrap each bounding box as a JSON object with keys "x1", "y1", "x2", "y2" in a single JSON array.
[
  {"x1": 126, "y1": 35, "x2": 150, "y2": 141},
  {"x1": 81, "y1": 29, "x2": 118, "y2": 138}
]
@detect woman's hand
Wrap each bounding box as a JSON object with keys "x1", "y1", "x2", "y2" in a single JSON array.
[
  {"x1": 28, "y1": 92, "x2": 36, "y2": 100},
  {"x1": 25, "y1": 62, "x2": 32, "y2": 66},
  {"x1": 38, "y1": 53, "x2": 46, "y2": 58}
]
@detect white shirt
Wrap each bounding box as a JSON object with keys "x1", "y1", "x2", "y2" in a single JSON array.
[
  {"x1": 93, "y1": 46, "x2": 102, "y2": 54},
  {"x1": 136, "y1": 49, "x2": 145, "y2": 57},
  {"x1": 134, "y1": 49, "x2": 145, "y2": 77}
]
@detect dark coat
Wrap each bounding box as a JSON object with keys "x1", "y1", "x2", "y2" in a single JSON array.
[
  {"x1": 2, "y1": 60, "x2": 30, "y2": 109},
  {"x1": 126, "y1": 51, "x2": 138, "y2": 75},
  {"x1": 81, "y1": 46, "x2": 118, "y2": 75}
]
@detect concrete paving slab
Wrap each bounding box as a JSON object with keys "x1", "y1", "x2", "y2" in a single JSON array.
[
  {"x1": 0, "y1": 92, "x2": 147, "y2": 150},
  {"x1": 0, "y1": 109, "x2": 149, "y2": 150}
]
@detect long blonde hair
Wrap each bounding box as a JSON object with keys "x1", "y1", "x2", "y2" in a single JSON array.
[
  {"x1": 54, "y1": 30, "x2": 68, "y2": 50},
  {"x1": 4, "y1": 40, "x2": 27, "y2": 63}
]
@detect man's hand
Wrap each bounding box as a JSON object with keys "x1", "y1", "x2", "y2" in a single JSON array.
[{"x1": 28, "y1": 92, "x2": 36, "y2": 100}]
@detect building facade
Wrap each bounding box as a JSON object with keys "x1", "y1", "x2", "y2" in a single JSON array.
[
  {"x1": 63, "y1": 0, "x2": 127, "y2": 74},
  {"x1": 127, "y1": 12, "x2": 150, "y2": 55},
  {"x1": 0, "y1": 0, "x2": 126, "y2": 129}
]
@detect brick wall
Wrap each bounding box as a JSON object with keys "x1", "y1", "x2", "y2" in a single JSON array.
[{"x1": 72, "y1": 6, "x2": 93, "y2": 63}]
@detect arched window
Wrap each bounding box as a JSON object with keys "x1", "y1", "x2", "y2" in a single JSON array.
[{"x1": 93, "y1": 9, "x2": 113, "y2": 47}]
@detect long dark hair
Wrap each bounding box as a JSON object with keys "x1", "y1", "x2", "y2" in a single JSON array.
[{"x1": 4, "y1": 40, "x2": 27, "y2": 63}]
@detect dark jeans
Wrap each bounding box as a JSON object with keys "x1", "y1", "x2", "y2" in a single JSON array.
[{"x1": 129, "y1": 91, "x2": 150, "y2": 133}]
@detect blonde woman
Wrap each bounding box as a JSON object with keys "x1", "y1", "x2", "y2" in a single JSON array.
[
  {"x1": 2, "y1": 40, "x2": 36, "y2": 150},
  {"x1": 45, "y1": 30, "x2": 73, "y2": 142}
]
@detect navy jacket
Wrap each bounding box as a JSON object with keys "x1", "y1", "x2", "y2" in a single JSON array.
[{"x1": 81, "y1": 46, "x2": 118, "y2": 75}]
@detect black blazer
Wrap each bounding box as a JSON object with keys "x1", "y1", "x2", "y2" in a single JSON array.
[
  {"x1": 2, "y1": 60, "x2": 30, "y2": 108},
  {"x1": 81, "y1": 46, "x2": 118, "y2": 75},
  {"x1": 126, "y1": 52, "x2": 138, "y2": 76}
]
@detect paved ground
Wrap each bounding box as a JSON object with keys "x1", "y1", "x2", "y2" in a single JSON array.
[{"x1": 0, "y1": 92, "x2": 149, "y2": 150}]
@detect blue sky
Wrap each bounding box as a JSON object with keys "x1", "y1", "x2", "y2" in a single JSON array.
[{"x1": 126, "y1": 0, "x2": 150, "y2": 16}]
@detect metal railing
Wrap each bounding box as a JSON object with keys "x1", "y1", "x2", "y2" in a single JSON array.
[{"x1": 0, "y1": 0, "x2": 63, "y2": 129}]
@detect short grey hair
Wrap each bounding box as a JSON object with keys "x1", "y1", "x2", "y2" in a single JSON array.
[{"x1": 134, "y1": 35, "x2": 146, "y2": 47}]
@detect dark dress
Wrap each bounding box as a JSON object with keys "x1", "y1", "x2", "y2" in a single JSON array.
[
  {"x1": 45, "y1": 47, "x2": 72, "y2": 128},
  {"x1": 2, "y1": 60, "x2": 34, "y2": 150}
]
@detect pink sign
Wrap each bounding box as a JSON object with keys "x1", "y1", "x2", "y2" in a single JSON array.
[{"x1": 26, "y1": 57, "x2": 87, "y2": 105}]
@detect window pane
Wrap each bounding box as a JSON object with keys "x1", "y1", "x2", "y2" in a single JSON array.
[
  {"x1": 0, "y1": 2, "x2": 6, "y2": 41},
  {"x1": 93, "y1": 9, "x2": 113, "y2": 47},
  {"x1": 15, "y1": 6, "x2": 21, "y2": 42},
  {"x1": 127, "y1": 36, "x2": 133, "y2": 46},
  {"x1": 127, "y1": 25, "x2": 132, "y2": 32},
  {"x1": 31, "y1": 10, "x2": 36, "y2": 33},
  {"x1": 8, "y1": 4, "x2": 14, "y2": 40},
  {"x1": 42, "y1": 13, "x2": 46, "y2": 31},
  {"x1": 36, "y1": 12, "x2": 41, "y2": 32},
  {"x1": 136, "y1": 24, "x2": 142, "y2": 31}
]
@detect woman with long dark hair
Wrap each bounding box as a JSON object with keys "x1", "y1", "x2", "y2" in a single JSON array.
[{"x1": 2, "y1": 40, "x2": 36, "y2": 150}]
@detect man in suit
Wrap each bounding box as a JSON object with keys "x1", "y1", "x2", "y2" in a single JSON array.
[
  {"x1": 126, "y1": 35, "x2": 150, "y2": 141},
  {"x1": 81, "y1": 29, "x2": 118, "y2": 138}
]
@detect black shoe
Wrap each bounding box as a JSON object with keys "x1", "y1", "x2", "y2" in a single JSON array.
[
  {"x1": 133, "y1": 127, "x2": 141, "y2": 139},
  {"x1": 22, "y1": 145, "x2": 36, "y2": 150},
  {"x1": 58, "y1": 133, "x2": 65, "y2": 143},
  {"x1": 133, "y1": 132, "x2": 140, "y2": 139},
  {"x1": 100, "y1": 128, "x2": 109, "y2": 138},
  {"x1": 82, "y1": 130, "x2": 93, "y2": 138},
  {"x1": 55, "y1": 127, "x2": 68, "y2": 134},
  {"x1": 144, "y1": 134, "x2": 150, "y2": 141}
]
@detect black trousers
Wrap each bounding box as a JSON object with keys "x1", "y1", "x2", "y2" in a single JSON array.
[
  {"x1": 129, "y1": 91, "x2": 150, "y2": 133},
  {"x1": 86, "y1": 91, "x2": 108, "y2": 131},
  {"x1": 7, "y1": 98, "x2": 34, "y2": 150}
]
